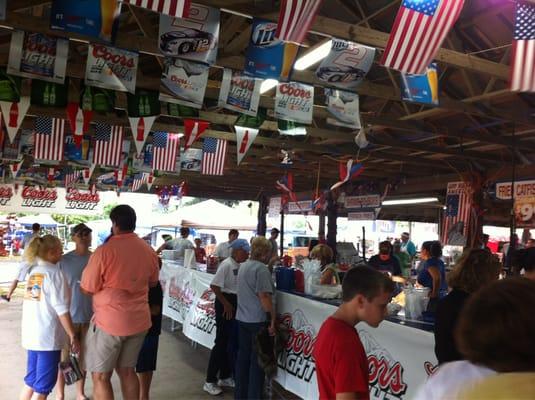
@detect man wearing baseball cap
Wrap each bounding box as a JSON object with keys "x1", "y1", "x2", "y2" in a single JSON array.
[
  {"x1": 203, "y1": 239, "x2": 250, "y2": 395},
  {"x1": 56, "y1": 223, "x2": 93, "y2": 400}
]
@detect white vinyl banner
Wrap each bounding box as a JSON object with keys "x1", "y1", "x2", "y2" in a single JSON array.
[
  {"x1": 0, "y1": 184, "x2": 103, "y2": 215},
  {"x1": 160, "y1": 263, "x2": 437, "y2": 399},
  {"x1": 275, "y1": 82, "x2": 314, "y2": 124}
]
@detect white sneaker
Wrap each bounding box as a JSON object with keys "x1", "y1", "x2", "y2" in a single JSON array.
[
  {"x1": 203, "y1": 382, "x2": 223, "y2": 396},
  {"x1": 217, "y1": 377, "x2": 235, "y2": 388}
]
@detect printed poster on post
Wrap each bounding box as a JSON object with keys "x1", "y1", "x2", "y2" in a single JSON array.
[
  {"x1": 325, "y1": 88, "x2": 361, "y2": 129},
  {"x1": 50, "y1": 0, "x2": 122, "y2": 43},
  {"x1": 180, "y1": 148, "x2": 202, "y2": 172},
  {"x1": 275, "y1": 82, "x2": 314, "y2": 125},
  {"x1": 159, "y1": 4, "x2": 220, "y2": 66},
  {"x1": 401, "y1": 63, "x2": 439, "y2": 106},
  {"x1": 159, "y1": 58, "x2": 209, "y2": 109},
  {"x1": 244, "y1": 18, "x2": 285, "y2": 79},
  {"x1": 7, "y1": 31, "x2": 69, "y2": 84},
  {"x1": 515, "y1": 197, "x2": 535, "y2": 228},
  {"x1": 85, "y1": 44, "x2": 138, "y2": 93},
  {"x1": 315, "y1": 39, "x2": 375, "y2": 89},
  {"x1": 218, "y1": 69, "x2": 261, "y2": 117}
]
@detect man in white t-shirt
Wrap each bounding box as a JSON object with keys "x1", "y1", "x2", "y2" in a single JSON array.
[
  {"x1": 156, "y1": 227, "x2": 194, "y2": 259},
  {"x1": 214, "y1": 229, "x2": 239, "y2": 262},
  {"x1": 203, "y1": 238, "x2": 250, "y2": 396}
]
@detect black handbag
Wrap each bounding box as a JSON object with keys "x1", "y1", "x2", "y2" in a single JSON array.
[{"x1": 59, "y1": 353, "x2": 83, "y2": 385}]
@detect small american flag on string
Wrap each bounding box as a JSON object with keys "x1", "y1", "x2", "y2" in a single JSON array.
[
  {"x1": 275, "y1": 0, "x2": 323, "y2": 44},
  {"x1": 152, "y1": 131, "x2": 180, "y2": 172},
  {"x1": 93, "y1": 123, "x2": 124, "y2": 167},
  {"x1": 34, "y1": 117, "x2": 66, "y2": 161},
  {"x1": 123, "y1": 0, "x2": 191, "y2": 17},
  {"x1": 380, "y1": 0, "x2": 465, "y2": 74},
  {"x1": 132, "y1": 173, "x2": 145, "y2": 192},
  {"x1": 64, "y1": 170, "x2": 79, "y2": 188},
  {"x1": 510, "y1": 2, "x2": 535, "y2": 92},
  {"x1": 202, "y1": 137, "x2": 227, "y2": 176},
  {"x1": 441, "y1": 181, "x2": 472, "y2": 245}
]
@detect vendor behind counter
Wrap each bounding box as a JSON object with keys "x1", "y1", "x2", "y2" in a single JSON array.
[{"x1": 309, "y1": 244, "x2": 340, "y2": 285}]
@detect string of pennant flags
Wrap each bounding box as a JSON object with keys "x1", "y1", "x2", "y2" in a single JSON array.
[{"x1": 1, "y1": 0, "x2": 534, "y2": 197}]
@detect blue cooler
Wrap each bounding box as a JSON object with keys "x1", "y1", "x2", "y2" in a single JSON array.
[{"x1": 276, "y1": 267, "x2": 295, "y2": 292}]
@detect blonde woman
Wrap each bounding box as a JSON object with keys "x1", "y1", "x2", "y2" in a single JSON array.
[
  {"x1": 19, "y1": 235, "x2": 80, "y2": 400},
  {"x1": 310, "y1": 244, "x2": 340, "y2": 285}
]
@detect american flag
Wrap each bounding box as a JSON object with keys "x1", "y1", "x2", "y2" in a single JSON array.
[
  {"x1": 152, "y1": 131, "x2": 180, "y2": 172},
  {"x1": 34, "y1": 117, "x2": 66, "y2": 161},
  {"x1": 64, "y1": 170, "x2": 79, "y2": 188},
  {"x1": 201, "y1": 137, "x2": 227, "y2": 176},
  {"x1": 381, "y1": 0, "x2": 465, "y2": 74},
  {"x1": 124, "y1": 0, "x2": 190, "y2": 17},
  {"x1": 132, "y1": 173, "x2": 145, "y2": 192},
  {"x1": 275, "y1": 0, "x2": 323, "y2": 44},
  {"x1": 441, "y1": 181, "x2": 472, "y2": 245},
  {"x1": 330, "y1": 159, "x2": 364, "y2": 190},
  {"x1": 93, "y1": 123, "x2": 124, "y2": 167},
  {"x1": 276, "y1": 173, "x2": 297, "y2": 203},
  {"x1": 510, "y1": 2, "x2": 535, "y2": 92}
]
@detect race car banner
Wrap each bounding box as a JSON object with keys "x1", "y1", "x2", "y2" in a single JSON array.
[
  {"x1": 0, "y1": 185, "x2": 103, "y2": 215},
  {"x1": 180, "y1": 148, "x2": 202, "y2": 171},
  {"x1": 315, "y1": 39, "x2": 375, "y2": 90},
  {"x1": 325, "y1": 88, "x2": 361, "y2": 129},
  {"x1": 85, "y1": 44, "x2": 138, "y2": 93},
  {"x1": 218, "y1": 69, "x2": 261, "y2": 117},
  {"x1": 159, "y1": 4, "x2": 220, "y2": 66},
  {"x1": 50, "y1": 0, "x2": 122, "y2": 43},
  {"x1": 159, "y1": 58, "x2": 209, "y2": 109},
  {"x1": 275, "y1": 82, "x2": 314, "y2": 124},
  {"x1": 244, "y1": 18, "x2": 285, "y2": 79},
  {"x1": 7, "y1": 31, "x2": 69, "y2": 84}
]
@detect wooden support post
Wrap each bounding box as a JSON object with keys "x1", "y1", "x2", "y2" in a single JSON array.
[
  {"x1": 327, "y1": 192, "x2": 338, "y2": 257},
  {"x1": 280, "y1": 207, "x2": 285, "y2": 258},
  {"x1": 256, "y1": 194, "x2": 267, "y2": 237},
  {"x1": 318, "y1": 212, "x2": 326, "y2": 242}
]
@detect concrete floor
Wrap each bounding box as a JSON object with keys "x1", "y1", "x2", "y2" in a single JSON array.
[{"x1": 0, "y1": 294, "x2": 232, "y2": 399}]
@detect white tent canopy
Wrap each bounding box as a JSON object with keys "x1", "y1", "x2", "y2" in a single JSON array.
[
  {"x1": 17, "y1": 214, "x2": 62, "y2": 228},
  {"x1": 148, "y1": 200, "x2": 257, "y2": 231}
]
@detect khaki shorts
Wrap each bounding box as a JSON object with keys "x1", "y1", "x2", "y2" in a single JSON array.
[
  {"x1": 61, "y1": 323, "x2": 90, "y2": 367},
  {"x1": 84, "y1": 321, "x2": 147, "y2": 372}
]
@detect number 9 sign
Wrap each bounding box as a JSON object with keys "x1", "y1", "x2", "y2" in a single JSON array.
[{"x1": 515, "y1": 197, "x2": 535, "y2": 227}]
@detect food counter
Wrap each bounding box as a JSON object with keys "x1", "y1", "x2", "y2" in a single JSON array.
[{"x1": 160, "y1": 260, "x2": 437, "y2": 399}]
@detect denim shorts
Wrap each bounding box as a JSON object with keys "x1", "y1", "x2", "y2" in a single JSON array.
[{"x1": 24, "y1": 350, "x2": 61, "y2": 395}]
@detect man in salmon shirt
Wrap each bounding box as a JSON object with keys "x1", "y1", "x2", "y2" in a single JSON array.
[
  {"x1": 313, "y1": 266, "x2": 395, "y2": 400},
  {"x1": 81, "y1": 205, "x2": 159, "y2": 400}
]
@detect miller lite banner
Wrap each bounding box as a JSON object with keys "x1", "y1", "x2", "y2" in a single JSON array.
[
  {"x1": 7, "y1": 31, "x2": 69, "y2": 84},
  {"x1": 0, "y1": 184, "x2": 103, "y2": 215},
  {"x1": 244, "y1": 18, "x2": 285, "y2": 79},
  {"x1": 85, "y1": 44, "x2": 139, "y2": 93},
  {"x1": 275, "y1": 82, "x2": 314, "y2": 124}
]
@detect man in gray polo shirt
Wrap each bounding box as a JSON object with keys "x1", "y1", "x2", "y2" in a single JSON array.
[
  {"x1": 57, "y1": 223, "x2": 93, "y2": 400},
  {"x1": 235, "y1": 237, "x2": 275, "y2": 400}
]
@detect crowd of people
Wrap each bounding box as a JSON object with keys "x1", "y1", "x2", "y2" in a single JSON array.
[{"x1": 6, "y1": 216, "x2": 535, "y2": 400}]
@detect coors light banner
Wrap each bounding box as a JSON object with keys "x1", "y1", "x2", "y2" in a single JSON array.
[
  {"x1": 275, "y1": 82, "x2": 314, "y2": 125},
  {"x1": 85, "y1": 44, "x2": 138, "y2": 93},
  {"x1": 325, "y1": 88, "x2": 361, "y2": 129},
  {"x1": 218, "y1": 69, "x2": 261, "y2": 117},
  {"x1": 159, "y1": 58, "x2": 209, "y2": 109},
  {"x1": 8, "y1": 31, "x2": 68, "y2": 84},
  {"x1": 0, "y1": 185, "x2": 102, "y2": 215}
]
